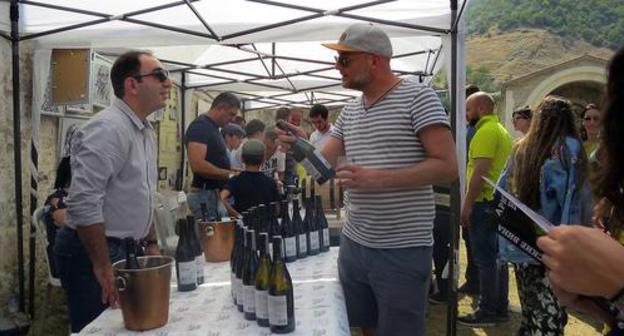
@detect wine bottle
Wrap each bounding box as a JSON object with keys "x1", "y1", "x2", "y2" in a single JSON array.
[
  {"x1": 310, "y1": 178, "x2": 316, "y2": 203},
  {"x1": 300, "y1": 176, "x2": 307, "y2": 207},
  {"x1": 231, "y1": 217, "x2": 244, "y2": 304},
  {"x1": 187, "y1": 215, "x2": 205, "y2": 285},
  {"x1": 276, "y1": 121, "x2": 334, "y2": 185},
  {"x1": 329, "y1": 178, "x2": 336, "y2": 210},
  {"x1": 270, "y1": 202, "x2": 281, "y2": 239},
  {"x1": 236, "y1": 226, "x2": 249, "y2": 312},
  {"x1": 257, "y1": 204, "x2": 267, "y2": 234},
  {"x1": 255, "y1": 232, "x2": 271, "y2": 327},
  {"x1": 268, "y1": 236, "x2": 295, "y2": 333},
  {"x1": 124, "y1": 237, "x2": 140, "y2": 269},
  {"x1": 243, "y1": 229, "x2": 259, "y2": 320},
  {"x1": 292, "y1": 199, "x2": 307, "y2": 259},
  {"x1": 200, "y1": 202, "x2": 208, "y2": 221},
  {"x1": 304, "y1": 199, "x2": 319, "y2": 256},
  {"x1": 280, "y1": 200, "x2": 297, "y2": 262},
  {"x1": 175, "y1": 219, "x2": 197, "y2": 292},
  {"x1": 315, "y1": 195, "x2": 330, "y2": 252}
]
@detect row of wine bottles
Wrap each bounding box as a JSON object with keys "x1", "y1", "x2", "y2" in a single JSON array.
[
  {"x1": 175, "y1": 215, "x2": 206, "y2": 291},
  {"x1": 238, "y1": 195, "x2": 331, "y2": 264},
  {"x1": 231, "y1": 224, "x2": 295, "y2": 334}
]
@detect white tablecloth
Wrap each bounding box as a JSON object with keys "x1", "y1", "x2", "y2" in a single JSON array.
[{"x1": 77, "y1": 248, "x2": 349, "y2": 336}]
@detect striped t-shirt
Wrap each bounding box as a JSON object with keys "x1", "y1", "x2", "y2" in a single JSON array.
[{"x1": 331, "y1": 78, "x2": 450, "y2": 248}]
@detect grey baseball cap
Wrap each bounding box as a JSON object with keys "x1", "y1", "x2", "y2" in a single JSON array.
[
  {"x1": 322, "y1": 23, "x2": 393, "y2": 58},
  {"x1": 242, "y1": 139, "x2": 266, "y2": 157}
]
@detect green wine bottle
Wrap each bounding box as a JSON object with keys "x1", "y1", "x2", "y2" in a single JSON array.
[
  {"x1": 268, "y1": 236, "x2": 295, "y2": 333},
  {"x1": 255, "y1": 232, "x2": 271, "y2": 327}
]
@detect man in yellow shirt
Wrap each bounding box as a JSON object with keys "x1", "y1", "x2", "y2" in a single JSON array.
[{"x1": 458, "y1": 92, "x2": 512, "y2": 327}]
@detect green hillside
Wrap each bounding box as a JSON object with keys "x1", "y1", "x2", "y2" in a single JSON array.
[{"x1": 467, "y1": 0, "x2": 624, "y2": 49}]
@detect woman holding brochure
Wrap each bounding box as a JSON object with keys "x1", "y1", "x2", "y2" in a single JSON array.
[
  {"x1": 496, "y1": 95, "x2": 592, "y2": 335},
  {"x1": 538, "y1": 45, "x2": 624, "y2": 334}
]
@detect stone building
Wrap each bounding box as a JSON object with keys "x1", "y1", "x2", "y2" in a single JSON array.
[{"x1": 500, "y1": 54, "x2": 610, "y2": 137}]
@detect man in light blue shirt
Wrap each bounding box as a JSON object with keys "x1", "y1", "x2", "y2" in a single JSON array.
[{"x1": 56, "y1": 51, "x2": 171, "y2": 332}]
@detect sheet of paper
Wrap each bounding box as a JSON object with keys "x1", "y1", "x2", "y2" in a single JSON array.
[{"x1": 483, "y1": 177, "x2": 555, "y2": 233}]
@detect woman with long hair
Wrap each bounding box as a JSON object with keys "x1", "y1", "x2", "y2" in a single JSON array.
[
  {"x1": 537, "y1": 45, "x2": 624, "y2": 334},
  {"x1": 497, "y1": 95, "x2": 591, "y2": 335}
]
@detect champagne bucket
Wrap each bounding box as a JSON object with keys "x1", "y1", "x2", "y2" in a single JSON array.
[
  {"x1": 198, "y1": 219, "x2": 236, "y2": 262},
  {"x1": 113, "y1": 255, "x2": 173, "y2": 331}
]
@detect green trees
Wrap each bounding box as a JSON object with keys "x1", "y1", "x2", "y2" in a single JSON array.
[{"x1": 467, "y1": 0, "x2": 624, "y2": 49}]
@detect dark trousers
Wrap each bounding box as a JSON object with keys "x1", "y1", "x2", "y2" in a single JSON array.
[
  {"x1": 467, "y1": 201, "x2": 509, "y2": 315},
  {"x1": 432, "y1": 205, "x2": 450, "y2": 296},
  {"x1": 462, "y1": 226, "x2": 479, "y2": 288},
  {"x1": 54, "y1": 227, "x2": 128, "y2": 332},
  {"x1": 338, "y1": 235, "x2": 432, "y2": 336}
]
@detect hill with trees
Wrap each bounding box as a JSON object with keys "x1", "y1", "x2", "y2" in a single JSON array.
[{"x1": 467, "y1": 0, "x2": 624, "y2": 50}]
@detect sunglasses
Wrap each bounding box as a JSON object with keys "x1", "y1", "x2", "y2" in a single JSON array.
[
  {"x1": 334, "y1": 53, "x2": 367, "y2": 67},
  {"x1": 584, "y1": 116, "x2": 599, "y2": 122},
  {"x1": 132, "y1": 68, "x2": 170, "y2": 82},
  {"x1": 513, "y1": 115, "x2": 528, "y2": 121}
]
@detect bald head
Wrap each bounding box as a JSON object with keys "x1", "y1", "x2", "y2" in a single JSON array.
[{"x1": 466, "y1": 92, "x2": 495, "y2": 125}]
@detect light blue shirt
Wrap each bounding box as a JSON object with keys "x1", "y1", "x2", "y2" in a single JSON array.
[{"x1": 66, "y1": 98, "x2": 157, "y2": 239}]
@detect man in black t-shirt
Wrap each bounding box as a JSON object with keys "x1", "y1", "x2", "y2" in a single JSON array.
[
  {"x1": 220, "y1": 139, "x2": 279, "y2": 217},
  {"x1": 185, "y1": 92, "x2": 240, "y2": 220}
]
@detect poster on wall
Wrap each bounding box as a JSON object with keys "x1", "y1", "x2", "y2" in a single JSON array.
[
  {"x1": 58, "y1": 116, "x2": 88, "y2": 158},
  {"x1": 92, "y1": 53, "x2": 113, "y2": 109},
  {"x1": 33, "y1": 50, "x2": 64, "y2": 116}
]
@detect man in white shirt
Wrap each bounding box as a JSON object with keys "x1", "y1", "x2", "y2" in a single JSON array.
[{"x1": 309, "y1": 104, "x2": 335, "y2": 149}]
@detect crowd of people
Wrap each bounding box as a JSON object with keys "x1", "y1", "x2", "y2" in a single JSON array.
[{"x1": 40, "y1": 21, "x2": 624, "y2": 336}]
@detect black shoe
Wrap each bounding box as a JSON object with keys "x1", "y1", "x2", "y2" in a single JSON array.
[
  {"x1": 428, "y1": 292, "x2": 448, "y2": 305},
  {"x1": 458, "y1": 282, "x2": 479, "y2": 295},
  {"x1": 457, "y1": 310, "x2": 501, "y2": 327}
]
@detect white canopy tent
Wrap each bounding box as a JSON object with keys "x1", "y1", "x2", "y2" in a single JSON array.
[{"x1": 1, "y1": 0, "x2": 468, "y2": 333}]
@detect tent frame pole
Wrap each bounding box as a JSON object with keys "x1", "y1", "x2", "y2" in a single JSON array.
[
  {"x1": 10, "y1": 0, "x2": 27, "y2": 315},
  {"x1": 447, "y1": 0, "x2": 460, "y2": 336}
]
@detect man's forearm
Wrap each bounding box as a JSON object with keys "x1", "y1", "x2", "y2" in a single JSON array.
[
  {"x1": 191, "y1": 161, "x2": 231, "y2": 180},
  {"x1": 77, "y1": 224, "x2": 111, "y2": 268},
  {"x1": 463, "y1": 172, "x2": 486, "y2": 210}
]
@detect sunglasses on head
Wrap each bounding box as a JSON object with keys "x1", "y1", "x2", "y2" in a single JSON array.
[{"x1": 132, "y1": 68, "x2": 169, "y2": 82}]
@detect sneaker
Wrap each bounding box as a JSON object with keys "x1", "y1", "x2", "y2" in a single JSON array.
[
  {"x1": 428, "y1": 292, "x2": 448, "y2": 305},
  {"x1": 457, "y1": 310, "x2": 500, "y2": 327},
  {"x1": 458, "y1": 282, "x2": 479, "y2": 295}
]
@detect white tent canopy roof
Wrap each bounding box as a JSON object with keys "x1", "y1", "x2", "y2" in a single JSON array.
[{"x1": 1, "y1": 0, "x2": 468, "y2": 108}]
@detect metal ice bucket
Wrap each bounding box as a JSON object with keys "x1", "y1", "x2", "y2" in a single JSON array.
[
  {"x1": 113, "y1": 255, "x2": 174, "y2": 331},
  {"x1": 198, "y1": 218, "x2": 236, "y2": 262}
]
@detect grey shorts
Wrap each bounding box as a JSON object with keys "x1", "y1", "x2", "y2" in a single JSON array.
[{"x1": 338, "y1": 235, "x2": 432, "y2": 336}]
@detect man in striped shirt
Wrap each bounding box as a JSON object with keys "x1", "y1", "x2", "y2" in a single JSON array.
[{"x1": 282, "y1": 23, "x2": 458, "y2": 336}]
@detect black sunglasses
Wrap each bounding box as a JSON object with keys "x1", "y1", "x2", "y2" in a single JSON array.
[
  {"x1": 334, "y1": 54, "x2": 367, "y2": 67},
  {"x1": 132, "y1": 68, "x2": 169, "y2": 82}
]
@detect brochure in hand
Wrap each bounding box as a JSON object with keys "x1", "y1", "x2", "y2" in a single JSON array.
[
  {"x1": 483, "y1": 177, "x2": 553, "y2": 264},
  {"x1": 483, "y1": 177, "x2": 622, "y2": 330}
]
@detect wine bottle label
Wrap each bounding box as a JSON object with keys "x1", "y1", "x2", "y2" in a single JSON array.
[
  {"x1": 302, "y1": 158, "x2": 322, "y2": 181},
  {"x1": 284, "y1": 236, "x2": 297, "y2": 258},
  {"x1": 230, "y1": 272, "x2": 235, "y2": 298},
  {"x1": 323, "y1": 228, "x2": 330, "y2": 247},
  {"x1": 310, "y1": 231, "x2": 320, "y2": 250},
  {"x1": 177, "y1": 261, "x2": 196, "y2": 285},
  {"x1": 298, "y1": 234, "x2": 307, "y2": 252},
  {"x1": 243, "y1": 285, "x2": 256, "y2": 313},
  {"x1": 195, "y1": 255, "x2": 204, "y2": 279},
  {"x1": 235, "y1": 278, "x2": 243, "y2": 305},
  {"x1": 268, "y1": 294, "x2": 288, "y2": 326},
  {"x1": 255, "y1": 289, "x2": 269, "y2": 319}
]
